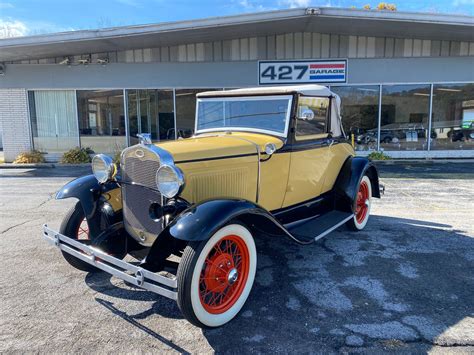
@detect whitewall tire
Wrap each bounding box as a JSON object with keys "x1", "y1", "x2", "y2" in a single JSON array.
[
  {"x1": 177, "y1": 224, "x2": 257, "y2": 328},
  {"x1": 346, "y1": 175, "x2": 372, "y2": 231}
]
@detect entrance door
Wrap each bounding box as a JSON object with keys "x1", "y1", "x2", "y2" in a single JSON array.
[{"x1": 282, "y1": 96, "x2": 332, "y2": 208}]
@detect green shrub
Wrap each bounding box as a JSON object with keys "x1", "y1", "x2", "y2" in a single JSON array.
[
  {"x1": 13, "y1": 150, "x2": 45, "y2": 164},
  {"x1": 61, "y1": 147, "x2": 93, "y2": 164},
  {"x1": 367, "y1": 151, "x2": 391, "y2": 161},
  {"x1": 113, "y1": 151, "x2": 122, "y2": 165}
]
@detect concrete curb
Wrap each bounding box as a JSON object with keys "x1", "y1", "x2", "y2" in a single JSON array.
[
  {"x1": 372, "y1": 159, "x2": 474, "y2": 165},
  {"x1": 0, "y1": 163, "x2": 90, "y2": 169}
]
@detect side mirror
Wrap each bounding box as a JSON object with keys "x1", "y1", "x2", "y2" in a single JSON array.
[{"x1": 299, "y1": 109, "x2": 315, "y2": 121}]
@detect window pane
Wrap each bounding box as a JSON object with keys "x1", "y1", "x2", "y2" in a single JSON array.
[
  {"x1": 176, "y1": 89, "x2": 221, "y2": 138},
  {"x1": 197, "y1": 97, "x2": 290, "y2": 135},
  {"x1": 28, "y1": 90, "x2": 78, "y2": 153},
  {"x1": 295, "y1": 96, "x2": 329, "y2": 139},
  {"x1": 431, "y1": 83, "x2": 474, "y2": 150},
  {"x1": 331, "y1": 85, "x2": 379, "y2": 151},
  {"x1": 380, "y1": 84, "x2": 430, "y2": 151},
  {"x1": 127, "y1": 89, "x2": 175, "y2": 145},
  {"x1": 77, "y1": 90, "x2": 126, "y2": 154}
]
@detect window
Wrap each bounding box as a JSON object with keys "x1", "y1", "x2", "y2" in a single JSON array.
[
  {"x1": 380, "y1": 84, "x2": 430, "y2": 151},
  {"x1": 196, "y1": 96, "x2": 292, "y2": 136},
  {"x1": 295, "y1": 96, "x2": 329, "y2": 140},
  {"x1": 431, "y1": 83, "x2": 474, "y2": 150},
  {"x1": 126, "y1": 89, "x2": 175, "y2": 145},
  {"x1": 331, "y1": 85, "x2": 379, "y2": 151},
  {"x1": 77, "y1": 90, "x2": 126, "y2": 154},
  {"x1": 28, "y1": 90, "x2": 78, "y2": 153}
]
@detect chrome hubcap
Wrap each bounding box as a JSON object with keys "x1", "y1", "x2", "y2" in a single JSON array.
[{"x1": 227, "y1": 268, "x2": 238, "y2": 285}]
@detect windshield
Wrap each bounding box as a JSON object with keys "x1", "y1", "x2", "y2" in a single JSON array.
[{"x1": 196, "y1": 95, "x2": 292, "y2": 137}]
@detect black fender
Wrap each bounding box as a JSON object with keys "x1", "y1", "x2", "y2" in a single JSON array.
[
  {"x1": 56, "y1": 175, "x2": 121, "y2": 238},
  {"x1": 334, "y1": 156, "x2": 380, "y2": 213},
  {"x1": 142, "y1": 198, "x2": 287, "y2": 271}
]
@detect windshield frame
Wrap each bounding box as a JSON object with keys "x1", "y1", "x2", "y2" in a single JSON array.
[{"x1": 194, "y1": 94, "x2": 294, "y2": 138}]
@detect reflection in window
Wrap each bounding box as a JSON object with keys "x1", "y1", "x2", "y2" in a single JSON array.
[
  {"x1": 77, "y1": 90, "x2": 126, "y2": 154},
  {"x1": 28, "y1": 90, "x2": 79, "y2": 153},
  {"x1": 331, "y1": 86, "x2": 379, "y2": 151},
  {"x1": 380, "y1": 84, "x2": 430, "y2": 151},
  {"x1": 431, "y1": 83, "x2": 474, "y2": 150},
  {"x1": 176, "y1": 89, "x2": 221, "y2": 138},
  {"x1": 127, "y1": 89, "x2": 175, "y2": 145},
  {"x1": 295, "y1": 96, "x2": 329, "y2": 139}
]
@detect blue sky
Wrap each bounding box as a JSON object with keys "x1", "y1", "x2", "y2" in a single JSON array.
[{"x1": 0, "y1": 0, "x2": 473, "y2": 38}]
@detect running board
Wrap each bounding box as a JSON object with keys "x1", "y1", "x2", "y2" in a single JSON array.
[{"x1": 286, "y1": 210, "x2": 354, "y2": 243}]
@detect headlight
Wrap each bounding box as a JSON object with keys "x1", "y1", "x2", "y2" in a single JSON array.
[
  {"x1": 92, "y1": 154, "x2": 116, "y2": 184},
  {"x1": 156, "y1": 165, "x2": 185, "y2": 198}
]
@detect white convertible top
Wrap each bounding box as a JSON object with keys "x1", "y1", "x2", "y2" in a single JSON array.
[{"x1": 197, "y1": 85, "x2": 344, "y2": 137}]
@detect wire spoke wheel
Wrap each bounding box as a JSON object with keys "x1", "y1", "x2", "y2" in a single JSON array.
[
  {"x1": 198, "y1": 235, "x2": 250, "y2": 314},
  {"x1": 355, "y1": 180, "x2": 370, "y2": 224},
  {"x1": 76, "y1": 218, "x2": 90, "y2": 240}
]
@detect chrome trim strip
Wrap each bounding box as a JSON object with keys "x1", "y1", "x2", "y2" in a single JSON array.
[
  {"x1": 313, "y1": 214, "x2": 354, "y2": 242},
  {"x1": 43, "y1": 225, "x2": 177, "y2": 300}
]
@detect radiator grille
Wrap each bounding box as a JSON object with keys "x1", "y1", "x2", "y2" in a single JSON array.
[{"x1": 121, "y1": 145, "x2": 163, "y2": 246}]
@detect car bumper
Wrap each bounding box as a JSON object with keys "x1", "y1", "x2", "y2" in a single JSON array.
[{"x1": 42, "y1": 224, "x2": 177, "y2": 300}]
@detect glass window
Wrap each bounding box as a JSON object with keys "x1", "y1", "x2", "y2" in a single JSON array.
[
  {"x1": 176, "y1": 89, "x2": 221, "y2": 138},
  {"x1": 196, "y1": 96, "x2": 291, "y2": 136},
  {"x1": 28, "y1": 90, "x2": 79, "y2": 153},
  {"x1": 331, "y1": 85, "x2": 379, "y2": 151},
  {"x1": 380, "y1": 84, "x2": 430, "y2": 151},
  {"x1": 77, "y1": 90, "x2": 126, "y2": 154},
  {"x1": 431, "y1": 83, "x2": 474, "y2": 150},
  {"x1": 295, "y1": 96, "x2": 329, "y2": 140},
  {"x1": 127, "y1": 89, "x2": 175, "y2": 145}
]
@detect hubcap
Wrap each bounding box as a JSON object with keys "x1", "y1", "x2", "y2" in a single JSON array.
[{"x1": 199, "y1": 235, "x2": 250, "y2": 314}]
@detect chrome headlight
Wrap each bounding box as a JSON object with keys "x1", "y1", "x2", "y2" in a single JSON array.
[
  {"x1": 155, "y1": 165, "x2": 185, "y2": 198},
  {"x1": 92, "y1": 154, "x2": 116, "y2": 184}
]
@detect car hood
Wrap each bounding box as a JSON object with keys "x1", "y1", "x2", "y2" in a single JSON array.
[{"x1": 155, "y1": 132, "x2": 284, "y2": 163}]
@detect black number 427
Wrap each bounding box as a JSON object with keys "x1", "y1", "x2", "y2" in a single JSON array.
[{"x1": 261, "y1": 65, "x2": 308, "y2": 81}]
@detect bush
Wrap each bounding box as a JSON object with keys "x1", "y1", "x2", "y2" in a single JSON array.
[
  {"x1": 367, "y1": 151, "x2": 391, "y2": 161},
  {"x1": 61, "y1": 147, "x2": 93, "y2": 164},
  {"x1": 13, "y1": 150, "x2": 45, "y2": 164},
  {"x1": 113, "y1": 151, "x2": 122, "y2": 165}
]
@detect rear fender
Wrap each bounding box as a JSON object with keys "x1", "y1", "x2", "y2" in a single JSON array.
[
  {"x1": 334, "y1": 156, "x2": 380, "y2": 213},
  {"x1": 56, "y1": 175, "x2": 122, "y2": 238}
]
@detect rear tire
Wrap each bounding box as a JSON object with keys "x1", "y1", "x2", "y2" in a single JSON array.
[
  {"x1": 346, "y1": 175, "x2": 372, "y2": 231},
  {"x1": 177, "y1": 223, "x2": 257, "y2": 328},
  {"x1": 59, "y1": 202, "x2": 99, "y2": 272}
]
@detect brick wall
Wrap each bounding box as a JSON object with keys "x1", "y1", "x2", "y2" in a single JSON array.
[{"x1": 0, "y1": 89, "x2": 32, "y2": 162}]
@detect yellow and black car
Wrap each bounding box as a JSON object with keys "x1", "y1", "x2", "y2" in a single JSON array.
[{"x1": 43, "y1": 84, "x2": 381, "y2": 328}]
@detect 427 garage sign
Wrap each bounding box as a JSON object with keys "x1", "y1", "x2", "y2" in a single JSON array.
[{"x1": 258, "y1": 60, "x2": 347, "y2": 85}]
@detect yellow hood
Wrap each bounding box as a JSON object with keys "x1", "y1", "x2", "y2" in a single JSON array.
[{"x1": 155, "y1": 132, "x2": 284, "y2": 163}]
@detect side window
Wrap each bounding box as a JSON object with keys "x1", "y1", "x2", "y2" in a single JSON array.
[{"x1": 295, "y1": 96, "x2": 329, "y2": 141}]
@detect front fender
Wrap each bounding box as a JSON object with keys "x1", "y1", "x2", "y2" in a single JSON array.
[
  {"x1": 168, "y1": 199, "x2": 268, "y2": 242},
  {"x1": 56, "y1": 175, "x2": 120, "y2": 237}
]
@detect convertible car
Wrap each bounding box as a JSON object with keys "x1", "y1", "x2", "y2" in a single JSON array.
[{"x1": 43, "y1": 85, "x2": 381, "y2": 328}]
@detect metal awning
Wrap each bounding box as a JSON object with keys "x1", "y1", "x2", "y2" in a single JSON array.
[{"x1": 0, "y1": 7, "x2": 473, "y2": 62}]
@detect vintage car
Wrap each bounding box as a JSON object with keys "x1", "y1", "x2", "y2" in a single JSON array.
[{"x1": 43, "y1": 84, "x2": 381, "y2": 328}]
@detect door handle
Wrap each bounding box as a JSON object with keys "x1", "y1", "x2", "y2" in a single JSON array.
[{"x1": 327, "y1": 138, "x2": 335, "y2": 147}]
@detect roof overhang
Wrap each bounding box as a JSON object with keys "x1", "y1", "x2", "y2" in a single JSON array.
[{"x1": 1, "y1": 7, "x2": 473, "y2": 62}]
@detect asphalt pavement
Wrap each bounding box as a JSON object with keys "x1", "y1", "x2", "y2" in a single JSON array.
[{"x1": 0, "y1": 163, "x2": 473, "y2": 353}]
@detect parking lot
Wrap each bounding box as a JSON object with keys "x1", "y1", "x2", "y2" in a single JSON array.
[{"x1": 0, "y1": 163, "x2": 473, "y2": 353}]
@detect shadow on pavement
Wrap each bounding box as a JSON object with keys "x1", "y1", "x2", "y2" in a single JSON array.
[
  {"x1": 377, "y1": 162, "x2": 474, "y2": 180},
  {"x1": 84, "y1": 215, "x2": 474, "y2": 352}
]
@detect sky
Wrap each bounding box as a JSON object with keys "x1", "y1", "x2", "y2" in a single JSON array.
[{"x1": 0, "y1": 0, "x2": 473, "y2": 38}]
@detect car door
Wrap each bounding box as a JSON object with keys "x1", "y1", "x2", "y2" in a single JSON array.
[{"x1": 282, "y1": 96, "x2": 332, "y2": 208}]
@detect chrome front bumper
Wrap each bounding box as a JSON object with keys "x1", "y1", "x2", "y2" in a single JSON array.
[{"x1": 42, "y1": 224, "x2": 177, "y2": 300}]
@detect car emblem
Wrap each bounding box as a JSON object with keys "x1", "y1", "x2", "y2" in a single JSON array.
[{"x1": 135, "y1": 149, "x2": 145, "y2": 158}]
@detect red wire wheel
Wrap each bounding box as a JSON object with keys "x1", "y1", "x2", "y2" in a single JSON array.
[
  {"x1": 76, "y1": 218, "x2": 90, "y2": 240},
  {"x1": 198, "y1": 235, "x2": 250, "y2": 314},
  {"x1": 355, "y1": 180, "x2": 370, "y2": 224}
]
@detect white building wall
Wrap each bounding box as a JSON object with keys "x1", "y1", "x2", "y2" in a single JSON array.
[{"x1": 0, "y1": 89, "x2": 32, "y2": 162}]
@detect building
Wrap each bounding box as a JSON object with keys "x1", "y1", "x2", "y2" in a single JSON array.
[{"x1": 0, "y1": 7, "x2": 473, "y2": 162}]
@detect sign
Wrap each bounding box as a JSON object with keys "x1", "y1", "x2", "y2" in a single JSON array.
[{"x1": 259, "y1": 60, "x2": 347, "y2": 85}]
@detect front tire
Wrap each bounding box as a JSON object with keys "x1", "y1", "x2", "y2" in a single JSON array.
[
  {"x1": 177, "y1": 224, "x2": 257, "y2": 328},
  {"x1": 59, "y1": 202, "x2": 99, "y2": 272},
  {"x1": 346, "y1": 175, "x2": 372, "y2": 231}
]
